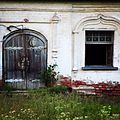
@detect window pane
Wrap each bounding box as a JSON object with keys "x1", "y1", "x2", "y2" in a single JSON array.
[
  {"x1": 86, "y1": 37, "x2": 92, "y2": 41},
  {"x1": 93, "y1": 37, "x2": 98, "y2": 41},
  {"x1": 106, "y1": 37, "x2": 111, "y2": 42},
  {"x1": 85, "y1": 30, "x2": 114, "y2": 66},
  {"x1": 93, "y1": 32, "x2": 98, "y2": 36},
  {"x1": 100, "y1": 32, "x2": 104, "y2": 36},
  {"x1": 86, "y1": 31, "x2": 114, "y2": 43},
  {"x1": 86, "y1": 32, "x2": 92, "y2": 36},
  {"x1": 85, "y1": 44, "x2": 107, "y2": 65},
  {"x1": 100, "y1": 37, "x2": 105, "y2": 41}
]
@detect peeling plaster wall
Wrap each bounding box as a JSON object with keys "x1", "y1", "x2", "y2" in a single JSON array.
[
  {"x1": 0, "y1": 3, "x2": 73, "y2": 81},
  {"x1": 0, "y1": 2, "x2": 120, "y2": 83},
  {"x1": 71, "y1": 4, "x2": 120, "y2": 83}
]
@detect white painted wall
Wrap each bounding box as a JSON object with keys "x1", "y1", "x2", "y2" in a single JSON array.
[{"x1": 0, "y1": 2, "x2": 120, "y2": 83}]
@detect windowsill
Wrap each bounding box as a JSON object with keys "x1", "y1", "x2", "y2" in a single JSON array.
[{"x1": 82, "y1": 65, "x2": 118, "y2": 70}]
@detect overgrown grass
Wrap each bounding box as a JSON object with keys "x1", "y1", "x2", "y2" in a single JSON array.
[{"x1": 0, "y1": 88, "x2": 120, "y2": 120}]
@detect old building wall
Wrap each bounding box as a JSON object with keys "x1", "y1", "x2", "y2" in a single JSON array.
[
  {"x1": 0, "y1": 2, "x2": 72, "y2": 82},
  {"x1": 72, "y1": 4, "x2": 120, "y2": 83},
  {"x1": 0, "y1": 2, "x2": 120, "y2": 84}
]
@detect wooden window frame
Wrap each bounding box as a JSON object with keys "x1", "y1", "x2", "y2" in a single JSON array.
[{"x1": 82, "y1": 30, "x2": 118, "y2": 70}]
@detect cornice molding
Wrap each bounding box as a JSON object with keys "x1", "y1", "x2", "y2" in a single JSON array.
[
  {"x1": 72, "y1": 4, "x2": 120, "y2": 8},
  {"x1": 72, "y1": 4, "x2": 120, "y2": 12},
  {"x1": 1, "y1": 4, "x2": 120, "y2": 12}
]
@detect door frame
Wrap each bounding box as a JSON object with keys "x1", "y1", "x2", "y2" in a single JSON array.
[{"x1": 2, "y1": 29, "x2": 48, "y2": 89}]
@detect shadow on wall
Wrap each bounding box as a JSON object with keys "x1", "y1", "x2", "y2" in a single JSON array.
[{"x1": 0, "y1": 80, "x2": 3, "y2": 87}]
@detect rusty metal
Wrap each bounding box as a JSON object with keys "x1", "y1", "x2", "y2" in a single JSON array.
[{"x1": 3, "y1": 29, "x2": 47, "y2": 89}]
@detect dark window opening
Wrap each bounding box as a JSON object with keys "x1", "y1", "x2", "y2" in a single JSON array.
[
  {"x1": 82, "y1": 30, "x2": 118, "y2": 70},
  {"x1": 85, "y1": 44, "x2": 113, "y2": 66}
]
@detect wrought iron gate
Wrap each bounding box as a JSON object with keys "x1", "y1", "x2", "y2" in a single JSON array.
[{"x1": 3, "y1": 29, "x2": 47, "y2": 89}]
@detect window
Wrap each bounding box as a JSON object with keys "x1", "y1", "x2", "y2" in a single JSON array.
[{"x1": 82, "y1": 31, "x2": 118, "y2": 70}]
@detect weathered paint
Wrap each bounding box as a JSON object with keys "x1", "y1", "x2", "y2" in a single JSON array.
[{"x1": 0, "y1": 2, "x2": 120, "y2": 86}]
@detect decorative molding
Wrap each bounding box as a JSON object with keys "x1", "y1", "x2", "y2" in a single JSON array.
[
  {"x1": 50, "y1": 13, "x2": 59, "y2": 62},
  {"x1": 0, "y1": 8, "x2": 72, "y2": 12},
  {"x1": 0, "y1": 14, "x2": 60, "y2": 24},
  {"x1": 74, "y1": 14, "x2": 120, "y2": 32},
  {"x1": 72, "y1": 4, "x2": 120, "y2": 12},
  {"x1": 72, "y1": 4, "x2": 120, "y2": 8},
  {"x1": 52, "y1": 49, "x2": 58, "y2": 52},
  {"x1": 0, "y1": 24, "x2": 7, "y2": 28},
  {"x1": 72, "y1": 14, "x2": 120, "y2": 71},
  {"x1": 72, "y1": 67, "x2": 78, "y2": 72},
  {"x1": 0, "y1": 20, "x2": 51, "y2": 24},
  {"x1": 52, "y1": 52, "x2": 58, "y2": 58},
  {"x1": 1, "y1": 5, "x2": 120, "y2": 12},
  {"x1": 72, "y1": 31, "x2": 79, "y2": 34},
  {"x1": 51, "y1": 12, "x2": 60, "y2": 23}
]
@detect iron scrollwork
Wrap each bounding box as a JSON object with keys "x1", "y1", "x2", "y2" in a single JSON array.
[{"x1": 18, "y1": 56, "x2": 30, "y2": 71}]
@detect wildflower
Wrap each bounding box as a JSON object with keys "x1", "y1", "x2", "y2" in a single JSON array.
[
  {"x1": 85, "y1": 116, "x2": 88, "y2": 119},
  {"x1": 27, "y1": 108, "x2": 31, "y2": 111},
  {"x1": 11, "y1": 110, "x2": 16, "y2": 113},
  {"x1": 61, "y1": 112, "x2": 66, "y2": 117},
  {"x1": 11, "y1": 116, "x2": 15, "y2": 119},
  {"x1": 37, "y1": 117, "x2": 40, "y2": 120},
  {"x1": 66, "y1": 112, "x2": 70, "y2": 115},
  {"x1": 80, "y1": 116, "x2": 84, "y2": 119},
  {"x1": 65, "y1": 118, "x2": 70, "y2": 120},
  {"x1": 73, "y1": 117, "x2": 80, "y2": 120},
  {"x1": 112, "y1": 114, "x2": 119, "y2": 117},
  {"x1": 5, "y1": 115, "x2": 8, "y2": 118}
]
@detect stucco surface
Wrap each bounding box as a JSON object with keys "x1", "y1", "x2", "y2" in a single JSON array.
[{"x1": 0, "y1": 2, "x2": 120, "y2": 83}]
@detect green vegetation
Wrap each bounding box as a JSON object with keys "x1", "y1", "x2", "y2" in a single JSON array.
[
  {"x1": 0, "y1": 89, "x2": 120, "y2": 120},
  {"x1": 40, "y1": 64, "x2": 59, "y2": 87},
  {"x1": 48, "y1": 85, "x2": 68, "y2": 93}
]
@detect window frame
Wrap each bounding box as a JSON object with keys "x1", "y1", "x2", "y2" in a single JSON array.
[{"x1": 82, "y1": 30, "x2": 118, "y2": 70}]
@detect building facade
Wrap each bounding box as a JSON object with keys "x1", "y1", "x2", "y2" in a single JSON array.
[{"x1": 0, "y1": 1, "x2": 120, "y2": 88}]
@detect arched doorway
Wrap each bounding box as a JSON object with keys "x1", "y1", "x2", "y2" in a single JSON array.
[{"x1": 3, "y1": 29, "x2": 47, "y2": 89}]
